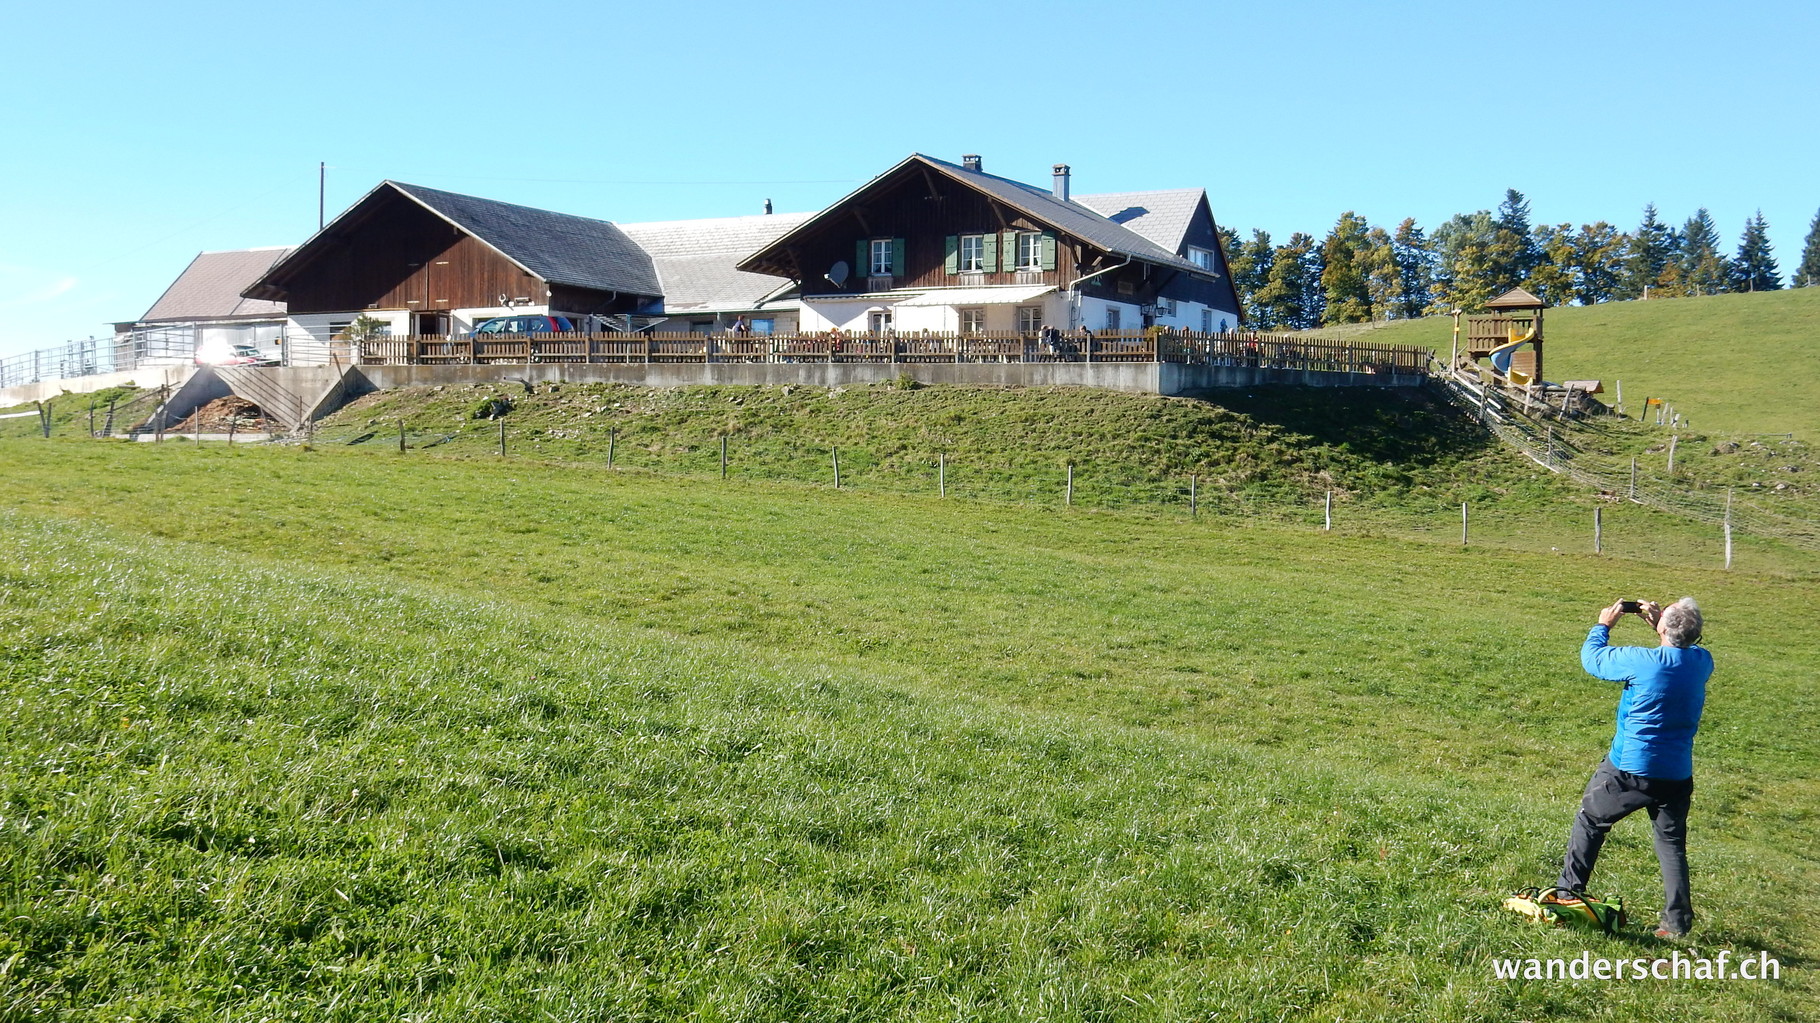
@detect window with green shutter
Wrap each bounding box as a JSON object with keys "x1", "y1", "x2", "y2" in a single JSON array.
[
  {"x1": 981, "y1": 233, "x2": 999, "y2": 273},
  {"x1": 944, "y1": 235, "x2": 960, "y2": 275},
  {"x1": 1040, "y1": 232, "x2": 1057, "y2": 271},
  {"x1": 891, "y1": 237, "x2": 906, "y2": 277}
]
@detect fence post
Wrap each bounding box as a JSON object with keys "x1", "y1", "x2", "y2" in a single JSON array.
[
  {"x1": 1724, "y1": 489, "x2": 1734, "y2": 570},
  {"x1": 228, "y1": 418, "x2": 237, "y2": 447},
  {"x1": 88, "y1": 401, "x2": 95, "y2": 438},
  {"x1": 833, "y1": 446, "x2": 841, "y2": 489},
  {"x1": 1545, "y1": 425, "x2": 1553, "y2": 469},
  {"x1": 721, "y1": 435, "x2": 728, "y2": 479},
  {"x1": 1461, "y1": 502, "x2": 1469, "y2": 546},
  {"x1": 1190, "y1": 474, "x2": 1198, "y2": 517},
  {"x1": 1594, "y1": 506, "x2": 1602, "y2": 554},
  {"x1": 398, "y1": 419, "x2": 406, "y2": 453},
  {"x1": 499, "y1": 418, "x2": 506, "y2": 456},
  {"x1": 1629, "y1": 457, "x2": 1637, "y2": 501},
  {"x1": 939, "y1": 452, "x2": 946, "y2": 497},
  {"x1": 194, "y1": 409, "x2": 201, "y2": 447},
  {"x1": 1325, "y1": 490, "x2": 1332, "y2": 531},
  {"x1": 1066, "y1": 463, "x2": 1073, "y2": 507},
  {"x1": 1667, "y1": 435, "x2": 1678, "y2": 474},
  {"x1": 608, "y1": 427, "x2": 617, "y2": 468}
]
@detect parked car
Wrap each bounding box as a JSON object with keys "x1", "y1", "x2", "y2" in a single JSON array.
[
  {"x1": 471, "y1": 315, "x2": 575, "y2": 337},
  {"x1": 194, "y1": 343, "x2": 279, "y2": 367}
]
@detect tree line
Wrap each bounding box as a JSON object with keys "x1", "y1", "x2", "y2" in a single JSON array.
[{"x1": 1219, "y1": 194, "x2": 1820, "y2": 330}]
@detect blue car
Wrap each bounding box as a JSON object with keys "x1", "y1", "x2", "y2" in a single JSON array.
[{"x1": 471, "y1": 314, "x2": 575, "y2": 337}]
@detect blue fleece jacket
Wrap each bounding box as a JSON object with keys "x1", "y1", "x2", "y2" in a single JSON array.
[{"x1": 1581, "y1": 624, "x2": 1712, "y2": 780}]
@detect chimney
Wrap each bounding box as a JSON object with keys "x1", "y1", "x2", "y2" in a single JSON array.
[
  {"x1": 1052, "y1": 164, "x2": 1071, "y2": 202},
  {"x1": 763, "y1": 198, "x2": 773, "y2": 215},
  {"x1": 961, "y1": 154, "x2": 982, "y2": 172}
]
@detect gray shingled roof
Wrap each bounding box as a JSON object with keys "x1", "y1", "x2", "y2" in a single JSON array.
[
  {"x1": 142, "y1": 247, "x2": 293, "y2": 322},
  {"x1": 618, "y1": 212, "x2": 811, "y2": 313},
  {"x1": 1073, "y1": 189, "x2": 1205, "y2": 254},
  {"x1": 913, "y1": 156, "x2": 1210, "y2": 275},
  {"x1": 390, "y1": 182, "x2": 663, "y2": 298}
]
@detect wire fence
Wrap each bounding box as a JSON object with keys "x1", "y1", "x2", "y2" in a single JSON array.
[
  {"x1": 11, "y1": 376, "x2": 1814, "y2": 566},
  {"x1": 1427, "y1": 370, "x2": 1818, "y2": 553}
]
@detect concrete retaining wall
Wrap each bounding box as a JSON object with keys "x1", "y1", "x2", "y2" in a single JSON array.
[
  {"x1": 352, "y1": 362, "x2": 1166, "y2": 395},
  {"x1": 0, "y1": 367, "x2": 195, "y2": 408}
]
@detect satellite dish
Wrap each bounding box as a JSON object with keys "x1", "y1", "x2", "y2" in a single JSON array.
[{"x1": 825, "y1": 260, "x2": 850, "y2": 288}]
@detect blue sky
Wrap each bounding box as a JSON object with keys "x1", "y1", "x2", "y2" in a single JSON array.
[{"x1": 2, "y1": 0, "x2": 1815, "y2": 360}]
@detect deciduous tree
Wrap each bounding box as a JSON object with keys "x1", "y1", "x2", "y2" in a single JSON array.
[
  {"x1": 1254, "y1": 233, "x2": 1321, "y2": 329},
  {"x1": 1571, "y1": 222, "x2": 1627, "y2": 305},
  {"x1": 1526, "y1": 224, "x2": 1577, "y2": 306},
  {"x1": 1431, "y1": 211, "x2": 1497, "y2": 312},
  {"x1": 1320, "y1": 212, "x2": 1373, "y2": 324}
]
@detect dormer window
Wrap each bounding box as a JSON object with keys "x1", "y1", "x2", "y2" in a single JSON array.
[{"x1": 1186, "y1": 246, "x2": 1216, "y2": 270}]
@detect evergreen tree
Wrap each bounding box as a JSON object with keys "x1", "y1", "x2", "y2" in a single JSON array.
[
  {"x1": 1798, "y1": 209, "x2": 1820, "y2": 288},
  {"x1": 1675, "y1": 209, "x2": 1730, "y2": 296},
  {"x1": 1319, "y1": 212, "x2": 1373, "y2": 324},
  {"x1": 1392, "y1": 218, "x2": 1436, "y2": 318},
  {"x1": 1730, "y1": 211, "x2": 1781, "y2": 292},
  {"x1": 1227, "y1": 229, "x2": 1274, "y2": 326},
  {"x1": 1489, "y1": 188, "x2": 1540, "y2": 289},
  {"x1": 1431, "y1": 211, "x2": 1498, "y2": 311},
  {"x1": 1254, "y1": 233, "x2": 1320, "y2": 329},
  {"x1": 1618, "y1": 204, "x2": 1675, "y2": 299},
  {"x1": 1571, "y1": 222, "x2": 1628, "y2": 305},
  {"x1": 1526, "y1": 223, "x2": 1577, "y2": 306}
]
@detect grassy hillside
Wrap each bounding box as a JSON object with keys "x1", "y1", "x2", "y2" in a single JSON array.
[
  {"x1": 2, "y1": 440, "x2": 1817, "y2": 1020},
  {"x1": 1314, "y1": 287, "x2": 1820, "y2": 438}
]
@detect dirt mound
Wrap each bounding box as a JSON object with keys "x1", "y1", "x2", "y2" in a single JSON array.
[{"x1": 171, "y1": 396, "x2": 268, "y2": 432}]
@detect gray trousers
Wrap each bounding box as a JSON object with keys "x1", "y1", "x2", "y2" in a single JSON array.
[{"x1": 1558, "y1": 757, "x2": 1695, "y2": 932}]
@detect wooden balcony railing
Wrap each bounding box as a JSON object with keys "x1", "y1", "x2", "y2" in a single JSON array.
[{"x1": 351, "y1": 330, "x2": 1432, "y2": 376}]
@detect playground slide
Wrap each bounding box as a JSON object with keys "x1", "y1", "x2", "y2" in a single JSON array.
[{"x1": 1487, "y1": 322, "x2": 1538, "y2": 386}]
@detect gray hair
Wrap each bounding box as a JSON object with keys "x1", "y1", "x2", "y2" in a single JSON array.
[{"x1": 1659, "y1": 597, "x2": 1703, "y2": 647}]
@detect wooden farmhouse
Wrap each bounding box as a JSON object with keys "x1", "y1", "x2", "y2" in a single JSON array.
[
  {"x1": 242, "y1": 182, "x2": 667, "y2": 348},
  {"x1": 233, "y1": 154, "x2": 1242, "y2": 362},
  {"x1": 737, "y1": 154, "x2": 1241, "y2": 337}
]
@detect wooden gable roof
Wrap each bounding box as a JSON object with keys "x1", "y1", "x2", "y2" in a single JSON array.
[
  {"x1": 243, "y1": 181, "x2": 661, "y2": 304},
  {"x1": 736, "y1": 154, "x2": 1218, "y2": 282}
]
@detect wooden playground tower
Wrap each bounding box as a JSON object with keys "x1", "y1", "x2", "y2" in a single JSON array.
[{"x1": 1457, "y1": 287, "x2": 1544, "y2": 387}]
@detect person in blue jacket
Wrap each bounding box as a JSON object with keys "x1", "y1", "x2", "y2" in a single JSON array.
[{"x1": 1556, "y1": 597, "x2": 1712, "y2": 937}]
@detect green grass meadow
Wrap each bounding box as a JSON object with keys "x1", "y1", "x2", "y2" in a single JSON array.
[
  {"x1": 1318, "y1": 287, "x2": 1820, "y2": 439},
  {"x1": 2, "y1": 436, "x2": 1816, "y2": 1021}
]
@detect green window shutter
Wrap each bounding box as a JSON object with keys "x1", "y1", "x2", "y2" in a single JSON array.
[
  {"x1": 1003, "y1": 230, "x2": 1019, "y2": 268},
  {"x1": 892, "y1": 237, "x2": 906, "y2": 277},
  {"x1": 944, "y1": 235, "x2": 959, "y2": 275},
  {"x1": 856, "y1": 240, "x2": 869, "y2": 279},
  {"x1": 1040, "y1": 232, "x2": 1058, "y2": 271},
  {"x1": 982, "y1": 232, "x2": 999, "y2": 273}
]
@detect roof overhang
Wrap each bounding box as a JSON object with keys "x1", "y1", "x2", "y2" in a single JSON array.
[{"x1": 893, "y1": 285, "x2": 1056, "y2": 307}]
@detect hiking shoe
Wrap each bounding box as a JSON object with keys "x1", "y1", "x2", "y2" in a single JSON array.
[{"x1": 1541, "y1": 890, "x2": 1583, "y2": 905}]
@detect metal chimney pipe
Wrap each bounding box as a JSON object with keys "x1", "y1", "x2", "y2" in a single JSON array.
[
  {"x1": 962, "y1": 154, "x2": 982, "y2": 172},
  {"x1": 1053, "y1": 164, "x2": 1071, "y2": 202}
]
